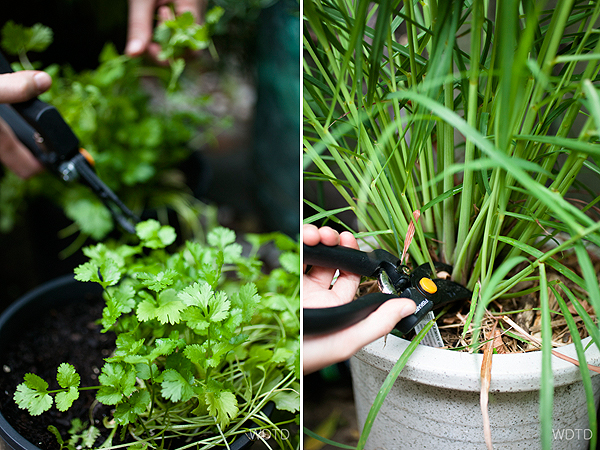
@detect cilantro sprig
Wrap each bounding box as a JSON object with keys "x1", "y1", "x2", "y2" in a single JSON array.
[{"x1": 15, "y1": 220, "x2": 300, "y2": 448}]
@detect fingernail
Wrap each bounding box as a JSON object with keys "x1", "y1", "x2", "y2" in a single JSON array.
[
  {"x1": 125, "y1": 39, "x2": 145, "y2": 56},
  {"x1": 33, "y1": 72, "x2": 51, "y2": 92}
]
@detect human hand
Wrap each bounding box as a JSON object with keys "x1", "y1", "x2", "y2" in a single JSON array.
[
  {"x1": 303, "y1": 224, "x2": 417, "y2": 375},
  {"x1": 0, "y1": 71, "x2": 51, "y2": 178},
  {"x1": 125, "y1": 0, "x2": 205, "y2": 60}
]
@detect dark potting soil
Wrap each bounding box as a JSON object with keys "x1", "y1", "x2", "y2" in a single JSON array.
[{"x1": 0, "y1": 294, "x2": 118, "y2": 449}]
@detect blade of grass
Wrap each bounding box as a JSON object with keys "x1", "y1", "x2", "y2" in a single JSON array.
[
  {"x1": 539, "y1": 264, "x2": 553, "y2": 450},
  {"x1": 356, "y1": 319, "x2": 436, "y2": 450}
]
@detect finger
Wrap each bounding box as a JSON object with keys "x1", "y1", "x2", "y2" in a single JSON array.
[
  {"x1": 339, "y1": 231, "x2": 359, "y2": 249},
  {"x1": 126, "y1": 0, "x2": 157, "y2": 56},
  {"x1": 329, "y1": 230, "x2": 360, "y2": 293},
  {"x1": 173, "y1": 0, "x2": 204, "y2": 22},
  {"x1": 156, "y1": 4, "x2": 175, "y2": 23},
  {"x1": 0, "y1": 117, "x2": 44, "y2": 178},
  {"x1": 345, "y1": 298, "x2": 416, "y2": 349},
  {"x1": 318, "y1": 226, "x2": 340, "y2": 246},
  {"x1": 0, "y1": 72, "x2": 52, "y2": 104},
  {"x1": 302, "y1": 298, "x2": 416, "y2": 374},
  {"x1": 303, "y1": 224, "x2": 321, "y2": 246}
]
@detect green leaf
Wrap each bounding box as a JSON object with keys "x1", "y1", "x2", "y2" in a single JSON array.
[
  {"x1": 1, "y1": 21, "x2": 53, "y2": 55},
  {"x1": 74, "y1": 259, "x2": 121, "y2": 288},
  {"x1": 178, "y1": 282, "x2": 230, "y2": 322},
  {"x1": 231, "y1": 283, "x2": 260, "y2": 322},
  {"x1": 271, "y1": 389, "x2": 300, "y2": 413},
  {"x1": 136, "y1": 363, "x2": 159, "y2": 381},
  {"x1": 135, "y1": 219, "x2": 176, "y2": 249},
  {"x1": 47, "y1": 426, "x2": 65, "y2": 446},
  {"x1": 205, "y1": 6, "x2": 224, "y2": 25},
  {"x1": 57, "y1": 363, "x2": 80, "y2": 389},
  {"x1": 181, "y1": 307, "x2": 210, "y2": 334},
  {"x1": 64, "y1": 197, "x2": 113, "y2": 240},
  {"x1": 161, "y1": 369, "x2": 195, "y2": 402},
  {"x1": 136, "y1": 269, "x2": 177, "y2": 292},
  {"x1": 207, "y1": 227, "x2": 236, "y2": 249},
  {"x1": 136, "y1": 289, "x2": 185, "y2": 324},
  {"x1": 279, "y1": 251, "x2": 300, "y2": 276},
  {"x1": 114, "y1": 390, "x2": 150, "y2": 425},
  {"x1": 14, "y1": 373, "x2": 53, "y2": 415},
  {"x1": 102, "y1": 283, "x2": 136, "y2": 330},
  {"x1": 97, "y1": 363, "x2": 136, "y2": 405},
  {"x1": 55, "y1": 387, "x2": 79, "y2": 412},
  {"x1": 205, "y1": 388, "x2": 238, "y2": 428}
]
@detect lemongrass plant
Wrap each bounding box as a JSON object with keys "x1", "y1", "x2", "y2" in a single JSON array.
[{"x1": 304, "y1": 0, "x2": 600, "y2": 448}]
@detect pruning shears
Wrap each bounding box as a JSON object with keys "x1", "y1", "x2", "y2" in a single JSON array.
[
  {"x1": 0, "y1": 51, "x2": 139, "y2": 234},
  {"x1": 303, "y1": 243, "x2": 473, "y2": 337}
]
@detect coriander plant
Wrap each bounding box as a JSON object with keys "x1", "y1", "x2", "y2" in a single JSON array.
[
  {"x1": 15, "y1": 219, "x2": 300, "y2": 449},
  {"x1": 0, "y1": 19, "x2": 224, "y2": 249},
  {"x1": 304, "y1": 0, "x2": 600, "y2": 448}
]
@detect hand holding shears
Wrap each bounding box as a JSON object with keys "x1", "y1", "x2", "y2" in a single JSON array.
[{"x1": 303, "y1": 226, "x2": 419, "y2": 374}]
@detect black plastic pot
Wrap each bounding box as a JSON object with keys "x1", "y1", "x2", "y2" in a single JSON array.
[{"x1": 0, "y1": 276, "x2": 269, "y2": 450}]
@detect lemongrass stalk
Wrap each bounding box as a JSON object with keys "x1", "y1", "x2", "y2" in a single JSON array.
[
  {"x1": 453, "y1": 1, "x2": 485, "y2": 267},
  {"x1": 442, "y1": 78, "x2": 456, "y2": 263},
  {"x1": 539, "y1": 263, "x2": 553, "y2": 450}
]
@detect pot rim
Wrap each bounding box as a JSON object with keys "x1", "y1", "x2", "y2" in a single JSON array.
[{"x1": 353, "y1": 334, "x2": 600, "y2": 392}]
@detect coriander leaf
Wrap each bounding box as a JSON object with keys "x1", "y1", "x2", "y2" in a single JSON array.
[
  {"x1": 161, "y1": 369, "x2": 195, "y2": 402},
  {"x1": 74, "y1": 261, "x2": 101, "y2": 283},
  {"x1": 82, "y1": 243, "x2": 127, "y2": 269},
  {"x1": 14, "y1": 373, "x2": 53, "y2": 415},
  {"x1": 178, "y1": 282, "x2": 230, "y2": 323},
  {"x1": 112, "y1": 334, "x2": 145, "y2": 361},
  {"x1": 181, "y1": 306, "x2": 210, "y2": 334},
  {"x1": 136, "y1": 363, "x2": 159, "y2": 381},
  {"x1": 272, "y1": 348, "x2": 294, "y2": 364},
  {"x1": 64, "y1": 196, "x2": 113, "y2": 240},
  {"x1": 136, "y1": 269, "x2": 177, "y2": 292},
  {"x1": 102, "y1": 283, "x2": 136, "y2": 330},
  {"x1": 205, "y1": 389, "x2": 238, "y2": 428},
  {"x1": 231, "y1": 283, "x2": 260, "y2": 322},
  {"x1": 81, "y1": 425, "x2": 100, "y2": 448},
  {"x1": 279, "y1": 251, "x2": 301, "y2": 276},
  {"x1": 141, "y1": 337, "x2": 183, "y2": 363},
  {"x1": 178, "y1": 281, "x2": 212, "y2": 307},
  {"x1": 55, "y1": 387, "x2": 79, "y2": 412},
  {"x1": 136, "y1": 289, "x2": 185, "y2": 324},
  {"x1": 97, "y1": 363, "x2": 136, "y2": 405},
  {"x1": 207, "y1": 227, "x2": 236, "y2": 250},
  {"x1": 135, "y1": 219, "x2": 176, "y2": 249},
  {"x1": 47, "y1": 426, "x2": 65, "y2": 446},
  {"x1": 1, "y1": 21, "x2": 53, "y2": 55},
  {"x1": 205, "y1": 6, "x2": 225, "y2": 25},
  {"x1": 114, "y1": 390, "x2": 150, "y2": 425},
  {"x1": 74, "y1": 259, "x2": 121, "y2": 288},
  {"x1": 223, "y1": 242, "x2": 243, "y2": 264},
  {"x1": 271, "y1": 389, "x2": 300, "y2": 413},
  {"x1": 57, "y1": 363, "x2": 80, "y2": 389}
]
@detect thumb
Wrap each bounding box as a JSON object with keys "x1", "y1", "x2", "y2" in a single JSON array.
[
  {"x1": 0, "y1": 71, "x2": 52, "y2": 104},
  {"x1": 126, "y1": 0, "x2": 156, "y2": 56}
]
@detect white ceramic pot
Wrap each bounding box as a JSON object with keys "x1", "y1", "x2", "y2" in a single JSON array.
[{"x1": 350, "y1": 335, "x2": 600, "y2": 450}]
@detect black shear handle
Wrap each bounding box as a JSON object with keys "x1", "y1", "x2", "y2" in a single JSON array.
[
  {"x1": 0, "y1": 51, "x2": 79, "y2": 163},
  {"x1": 304, "y1": 243, "x2": 400, "y2": 278},
  {"x1": 304, "y1": 292, "x2": 398, "y2": 335}
]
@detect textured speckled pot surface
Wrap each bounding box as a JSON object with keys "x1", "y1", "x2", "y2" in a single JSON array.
[{"x1": 351, "y1": 335, "x2": 600, "y2": 450}]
